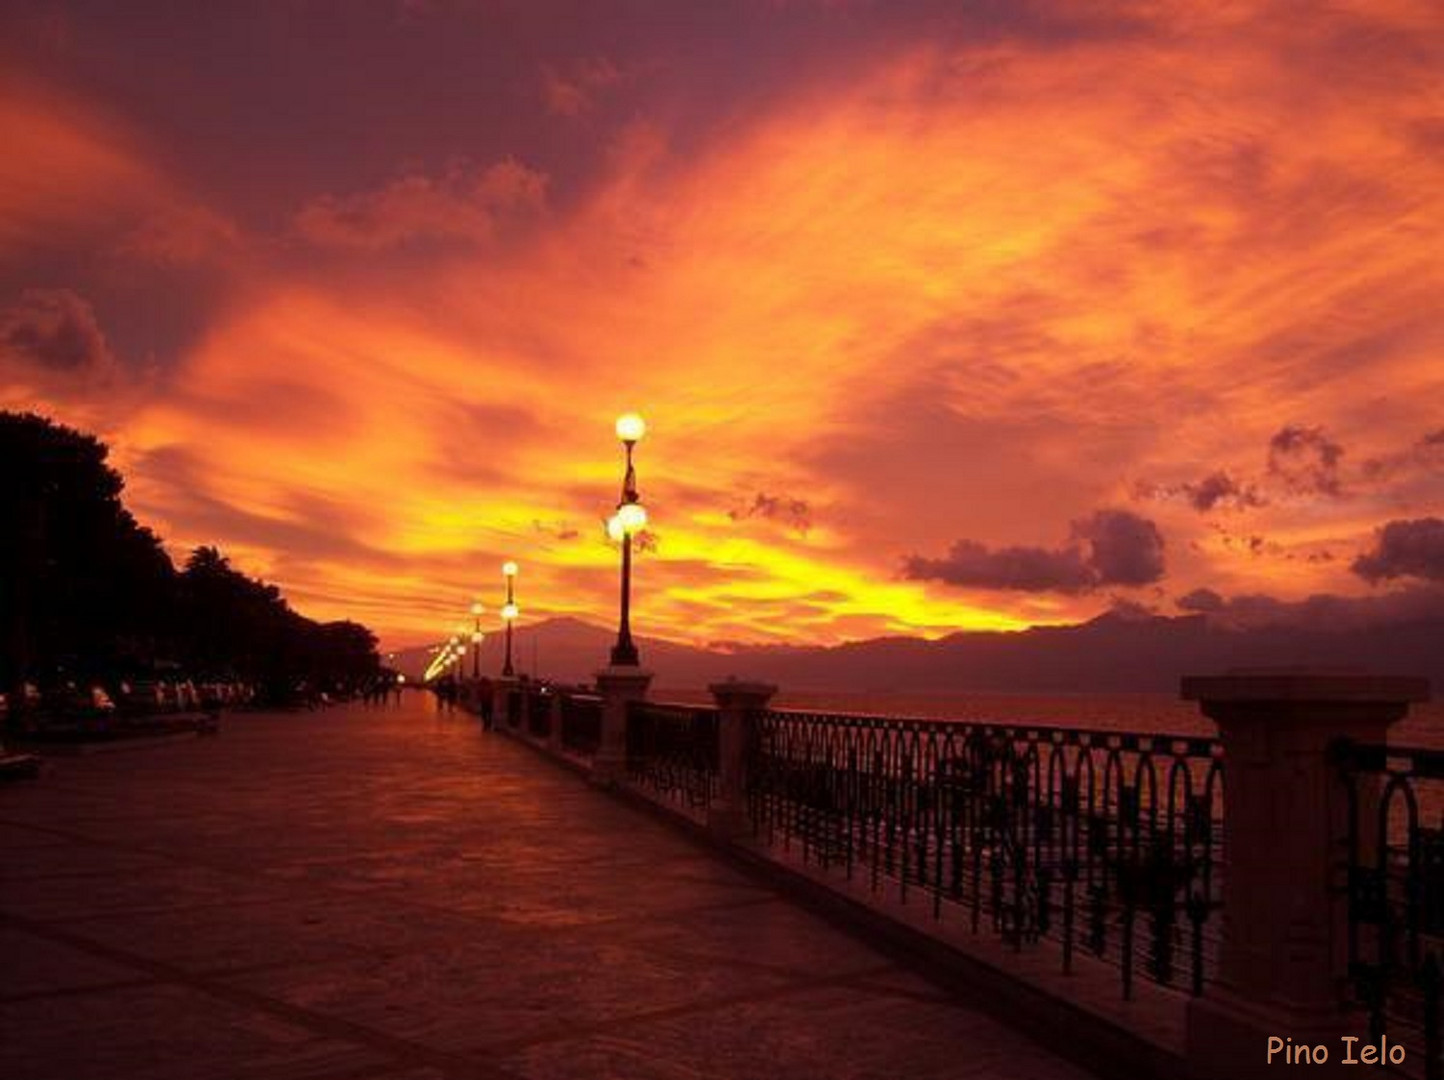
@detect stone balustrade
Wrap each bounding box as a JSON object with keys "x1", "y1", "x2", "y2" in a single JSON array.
[{"x1": 480, "y1": 668, "x2": 1433, "y2": 1080}]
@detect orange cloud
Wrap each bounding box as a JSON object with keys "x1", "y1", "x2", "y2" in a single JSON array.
[
  {"x1": 294, "y1": 160, "x2": 548, "y2": 249},
  {"x1": 0, "y1": 89, "x2": 157, "y2": 256},
  {"x1": 542, "y1": 57, "x2": 623, "y2": 117}
]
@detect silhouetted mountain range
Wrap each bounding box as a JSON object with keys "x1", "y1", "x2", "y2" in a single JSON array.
[{"x1": 396, "y1": 608, "x2": 1443, "y2": 693}]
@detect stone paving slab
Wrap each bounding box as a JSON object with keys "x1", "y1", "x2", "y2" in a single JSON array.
[
  {"x1": 0, "y1": 980, "x2": 388, "y2": 1080},
  {"x1": 0, "y1": 698, "x2": 1095, "y2": 1080},
  {"x1": 0, "y1": 924, "x2": 147, "y2": 1000}
]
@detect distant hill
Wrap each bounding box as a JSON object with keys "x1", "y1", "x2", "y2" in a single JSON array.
[{"x1": 393, "y1": 609, "x2": 1443, "y2": 693}]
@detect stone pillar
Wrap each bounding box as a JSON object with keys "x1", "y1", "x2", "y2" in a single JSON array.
[
  {"x1": 547, "y1": 690, "x2": 564, "y2": 752},
  {"x1": 492, "y1": 677, "x2": 518, "y2": 730},
  {"x1": 592, "y1": 666, "x2": 652, "y2": 784},
  {"x1": 1181, "y1": 671, "x2": 1430, "y2": 1080},
  {"x1": 515, "y1": 682, "x2": 531, "y2": 733},
  {"x1": 707, "y1": 679, "x2": 777, "y2": 840}
]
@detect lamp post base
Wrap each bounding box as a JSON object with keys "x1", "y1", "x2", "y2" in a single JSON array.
[{"x1": 592, "y1": 665, "x2": 652, "y2": 783}]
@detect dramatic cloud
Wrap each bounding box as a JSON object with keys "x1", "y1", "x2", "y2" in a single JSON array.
[
  {"x1": 1071, "y1": 510, "x2": 1166, "y2": 587},
  {"x1": 904, "y1": 540, "x2": 1094, "y2": 593},
  {"x1": 542, "y1": 57, "x2": 622, "y2": 117},
  {"x1": 0, "y1": 288, "x2": 114, "y2": 376},
  {"x1": 1176, "y1": 582, "x2": 1444, "y2": 631},
  {"x1": 1137, "y1": 470, "x2": 1265, "y2": 513},
  {"x1": 1267, "y1": 425, "x2": 1345, "y2": 498},
  {"x1": 904, "y1": 509, "x2": 1164, "y2": 594},
  {"x1": 118, "y1": 204, "x2": 245, "y2": 267},
  {"x1": 1188, "y1": 472, "x2": 1263, "y2": 512},
  {"x1": 1353, "y1": 518, "x2": 1444, "y2": 584},
  {"x1": 294, "y1": 160, "x2": 547, "y2": 250},
  {"x1": 728, "y1": 492, "x2": 813, "y2": 534},
  {"x1": 1176, "y1": 587, "x2": 1225, "y2": 614},
  {"x1": 1361, "y1": 428, "x2": 1444, "y2": 485},
  {"x1": 0, "y1": 91, "x2": 159, "y2": 255},
  {"x1": 532, "y1": 519, "x2": 582, "y2": 542},
  {"x1": 2, "y1": 2, "x2": 1441, "y2": 647},
  {"x1": 1144, "y1": 417, "x2": 1444, "y2": 528}
]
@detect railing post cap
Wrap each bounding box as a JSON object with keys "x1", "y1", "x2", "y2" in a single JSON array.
[
  {"x1": 1181, "y1": 668, "x2": 1430, "y2": 704},
  {"x1": 707, "y1": 679, "x2": 778, "y2": 705}
]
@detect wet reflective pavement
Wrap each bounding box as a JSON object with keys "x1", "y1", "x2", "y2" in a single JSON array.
[{"x1": 0, "y1": 697, "x2": 1094, "y2": 1080}]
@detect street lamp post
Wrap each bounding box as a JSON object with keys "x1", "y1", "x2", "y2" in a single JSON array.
[
  {"x1": 469, "y1": 600, "x2": 484, "y2": 680},
  {"x1": 501, "y1": 562, "x2": 519, "y2": 677},
  {"x1": 609, "y1": 413, "x2": 647, "y2": 667}
]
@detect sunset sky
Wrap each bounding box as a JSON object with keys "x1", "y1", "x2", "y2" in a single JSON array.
[{"x1": 2, "y1": 0, "x2": 1441, "y2": 651}]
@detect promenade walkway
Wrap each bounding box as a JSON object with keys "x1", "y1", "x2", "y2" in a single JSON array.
[{"x1": 0, "y1": 696, "x2": 1093, "y2": 1080}]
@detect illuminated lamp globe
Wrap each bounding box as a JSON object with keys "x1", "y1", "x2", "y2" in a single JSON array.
[
  {"x1": 471, "y1": 630, "x2": 484, "y2": 644},
  {"x1": 615, "y1": 413, "x2": 646, "y2": 443},
  {"x1": 470, "y1": 600, "x2": 484, "y2": 616},
  {"x1": 502, "y1": 560, "x2": 518, "y2": 578},
  {"x1": 448, "y1": 635, "x2": 459, "y2": 646},
  {"x1": 396, "y1": 674, "x2": 405, "y2": 684},
  {"x1": 616, "y1": 502, "x2": 648, "y2": 535},
  {"x1": 606, "y1": 514, "x2": 625, "y2": 542},
  {"x1": 501, "y1": 602, "x2": 520, "y2": 621}
]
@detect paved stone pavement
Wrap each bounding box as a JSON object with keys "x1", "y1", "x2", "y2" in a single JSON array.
[{"x1": 0, "y1": 696, "x2": 1095, "y2": 1080}]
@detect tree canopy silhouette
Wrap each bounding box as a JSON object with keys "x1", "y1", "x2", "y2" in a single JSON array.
[{"x1": 1, "y1": 411, "x2": 378, "y2": 700}]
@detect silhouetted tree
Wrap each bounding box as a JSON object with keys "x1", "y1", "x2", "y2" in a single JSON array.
[
  {"x1": 1, "y1": 411, "x2": 379, "y2": 705},
  {"x1": 174, "y1": 548, "x2": 379, "y2": 698},
  {"x1": 0, "y1": 412, "x2": 176, "y2": 693}
]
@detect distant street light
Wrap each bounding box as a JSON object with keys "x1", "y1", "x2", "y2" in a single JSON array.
[
  {"x1": 610, "y1": 412, "x2": 647, "y2": 666},
  {"x1": 501, "y1": 562, "x2": 519, "y2": 677},
  {"x1": 469, "y1": 600, "x2": 485, "y2": 680}
]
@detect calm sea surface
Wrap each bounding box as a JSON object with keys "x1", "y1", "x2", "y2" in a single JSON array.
[{"x1": 658, "y1": 688, "x2": 1444, "y2": 747}]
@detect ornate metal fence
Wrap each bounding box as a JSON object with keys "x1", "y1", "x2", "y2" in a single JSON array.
[
  {"x1": 559, "y1": 691, "x2": 603, "y2": 757},
  {"x1": 626, "y1": 701, "x2": 719, "y2": 813},
  {"x1": 746, "y1": 709, "x2": 1224, "y2": 999},
  {"x1": 1336, "y1": 740, "x2": 1444, "y2": 1079}
]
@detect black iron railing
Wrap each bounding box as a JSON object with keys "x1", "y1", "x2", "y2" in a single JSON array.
[
  {"x1": 626, "y1": 701, "x2": 719, "y2": 813},
  {"x1": 560, "y1": 691, "x2": 603, "y2": 757},
  {"x1": 1337, "y1": 741, "x2": 1444, "y2": 1079},
  {"x1": 747, "y1": 709, "x2": 1224, "y2": 999}
]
